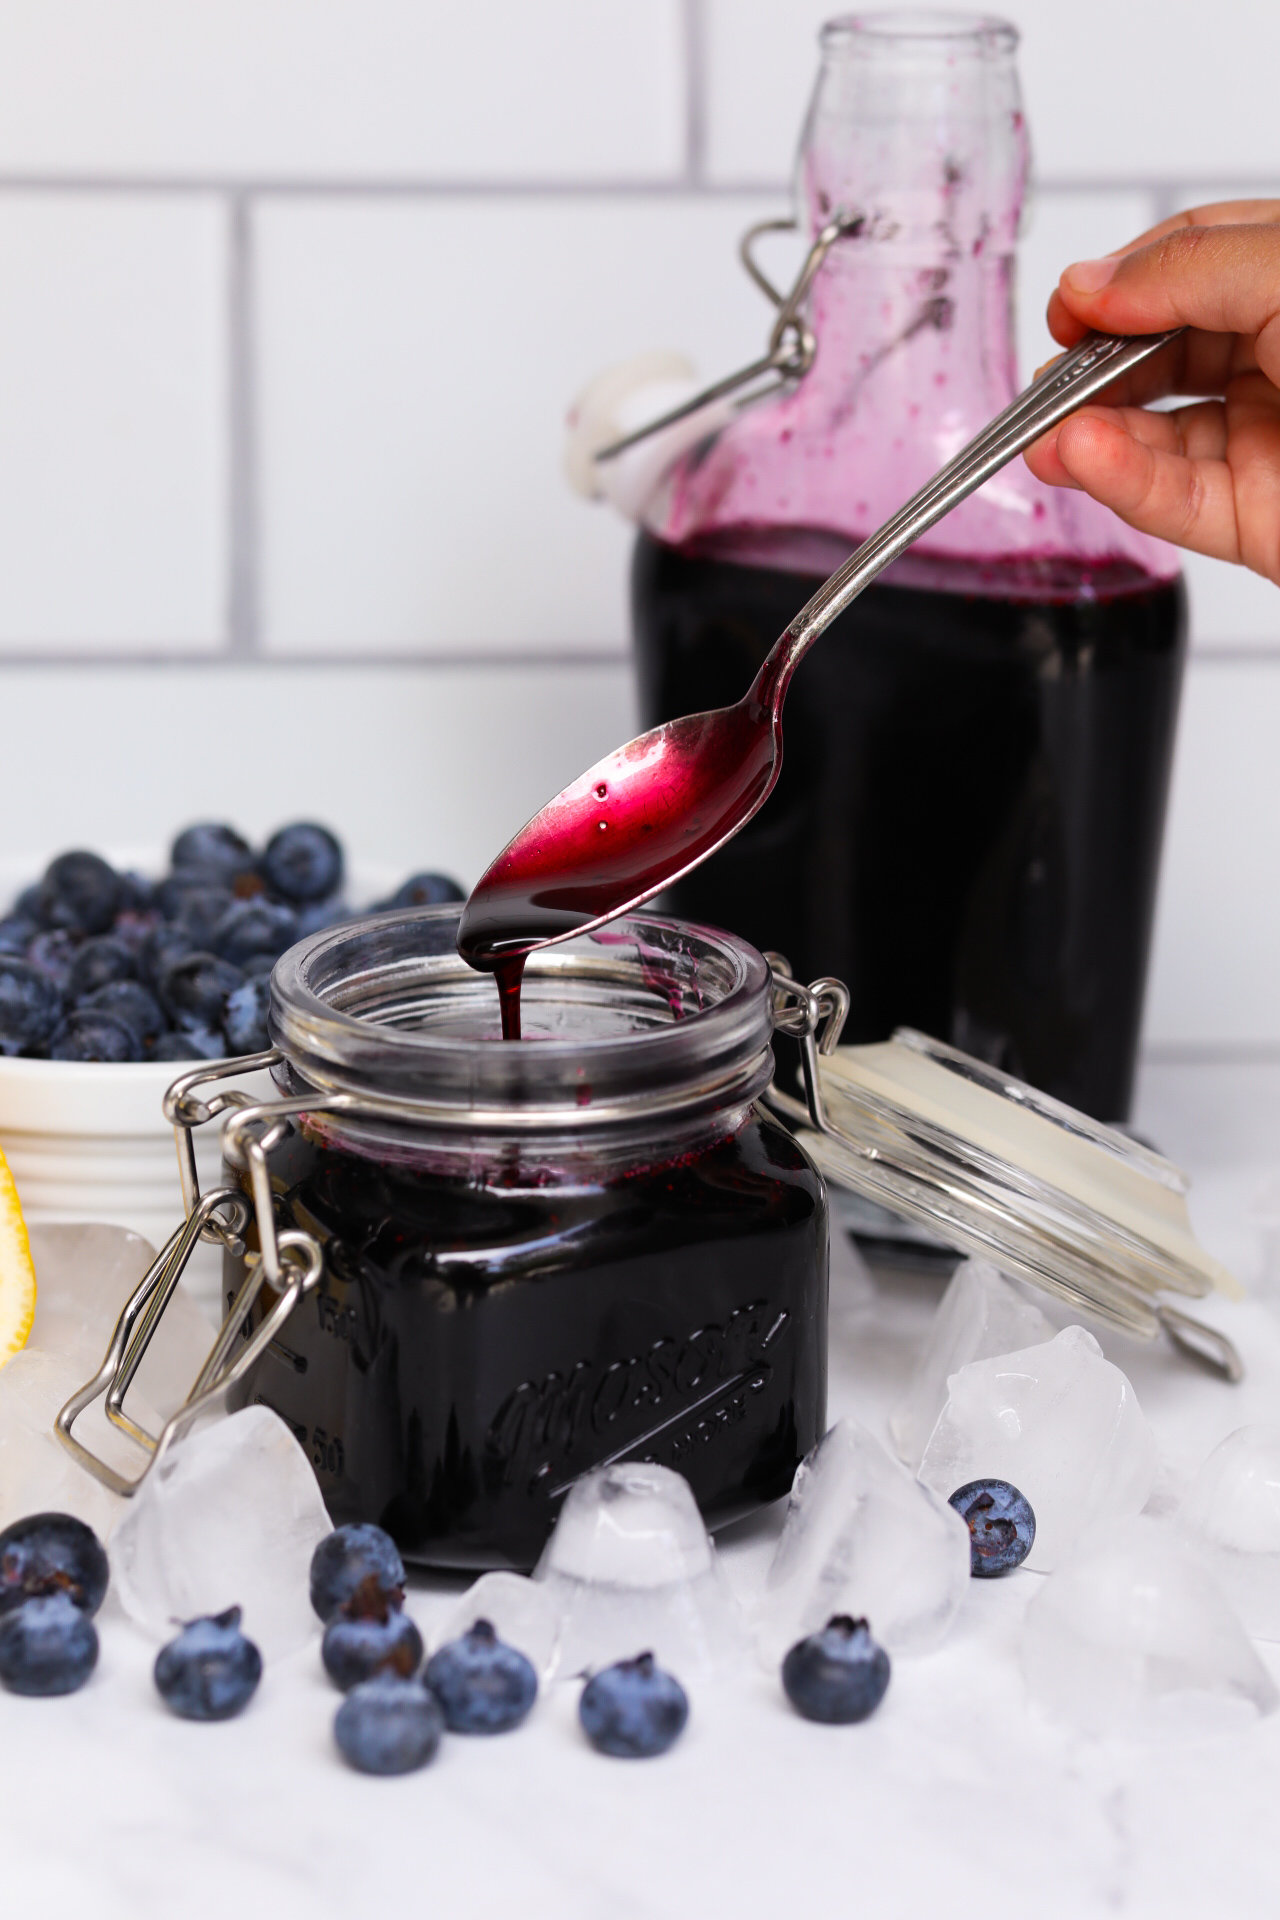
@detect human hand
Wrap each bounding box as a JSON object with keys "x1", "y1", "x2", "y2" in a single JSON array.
[{"x1": 1023, "y1": 202, "x2": 1280, "y2": 581}]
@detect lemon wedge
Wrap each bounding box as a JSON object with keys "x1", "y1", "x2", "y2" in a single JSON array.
[{"x1": 0, "y1": 1145, "x2": 36, "y2": 1364}]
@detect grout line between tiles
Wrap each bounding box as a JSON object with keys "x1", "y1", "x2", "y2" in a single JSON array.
[
  {"x1": 225, "y1": 191, "x2": 258, "y2": 657},
  {"x1": 682, "y1": 0, "x2": 709, "y2": 187},
  {"x1": 0, "y1": 651, "x2": 635, "y2": 671}
]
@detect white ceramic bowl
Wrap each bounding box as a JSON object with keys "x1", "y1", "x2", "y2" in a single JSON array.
[{"x1": 0, "y1": 851, "x2": 401, "y2": 1315}]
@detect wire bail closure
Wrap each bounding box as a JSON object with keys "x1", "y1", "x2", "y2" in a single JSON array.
[
  {"x1": 54, "y1": 1051, "x2": 330, "y2": 1496},
  {"x1": 592, "y1": 208, "x2": 863, "y2": 464}
]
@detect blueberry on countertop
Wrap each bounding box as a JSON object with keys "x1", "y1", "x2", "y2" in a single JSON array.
[
  {"x1": 262, "y1": 823, "x2": 343, "y2": 905},
  {"x1": 212, "y1": 899, "x2": 298, "y2": 968},
  {"x1": 36, "y1": 851, "x2": 121, "y2": 936},
  {"x1": 154, "y1": 1607, "x2": 262, "y2": 1720},
  {"x1": 0, "y1": 1513, "x2": 109, "y2": 1617},
  {"x1": 424, "y1": 1619, "x2": 537, "y2": 1734},
  {"x1": 223, "y1": 976, "x2": 271, "y2": 1056},
  {"x1": 0, "y1": 1592, "x2": 99, "y2": 1696},
  {"x1": 82, "y1": 980, "x2": 166, "y2": 1052},
  {"x1": 949, "y1": 1479, "x2": 1036, "y2": 1577},
  {"x1": 0, "y1": 957, "x2": 63, "y2": 1057},
  {"x1": 323, "y1": 1603, "x2": 423, "y2": 1692},
  {"x1": 334, "y1": 1675, "x2": 444, "y2": 1776},
  {"x1": 309, "y1": 1523, "x2": 406, "y2": 1623},
  {"x1": 782, "y1": 1615, "x2": 890, "y2": 1725},
  {"x1": 158, "y1": 952, "x2": 243, "y2": 1034},
  {"x1": 48, "y1": 1008, "x2": 141, "y2": 1062},
  {"x1": 170, "y1": 822, "x2": 256, "y2": 885},
  {"x1": 67, "y1": 936, "x2": 136, "y2": 999},
  {"x1": 579, "y1": 1653, "x2": 688, "y2": 1758},
  {"x1": 383, "y1": 872, "x2": 466, "y2": 910}
]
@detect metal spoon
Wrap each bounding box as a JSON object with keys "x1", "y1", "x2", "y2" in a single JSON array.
[{"x1": 458, "y1": 327, "x2": 1182, "y2": 971}]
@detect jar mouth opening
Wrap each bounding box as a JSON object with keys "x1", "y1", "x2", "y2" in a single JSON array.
[
  {"x1": 821, "y1": 11, "x2": 1018, "y2": 51},
  {"x1": 269, "y1": 906, "x2": 776, "y2": 1132}
]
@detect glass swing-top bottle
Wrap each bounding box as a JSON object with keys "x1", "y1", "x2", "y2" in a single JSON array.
[{"x1": 621, "y1": 11, "x2": 1184, "y2": 1123}]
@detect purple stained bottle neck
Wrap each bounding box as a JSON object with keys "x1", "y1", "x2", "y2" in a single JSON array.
[{"x1": 641, "y1": 14, "x2": 1178, "y2": 591}]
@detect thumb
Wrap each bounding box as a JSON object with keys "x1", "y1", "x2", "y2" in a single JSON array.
[{"x1": 1055, "y1": 223, "x2": 1280, "y2": 355}]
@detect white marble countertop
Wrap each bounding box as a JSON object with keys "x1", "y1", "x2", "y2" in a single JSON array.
[{"x1": 6, "y1": 1058, "x2": 1280, "y2": 1920}]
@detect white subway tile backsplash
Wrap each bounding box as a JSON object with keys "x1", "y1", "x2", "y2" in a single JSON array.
[
  {"x1": 0, "y1": 0, "x2": 685, "y2": 183},
  {"x1": 256, "y1": 192, "x2": 787, "y2": 656},
  {"x1": 1016, "y1": 189, "x2": 1157, "y2": 381},
  {"x1": 0, "y1": 661, "x2": 636, "y2": 889},
  {"x1": 1143, "y1": 661, "x2": 1280, "y2": 1046},
  {"x1": 705, "y1": 1, "x2": 1280, "y2": 188},
  {"x1": 0, "y1": 192, "x2": 226, "y2": 651}
]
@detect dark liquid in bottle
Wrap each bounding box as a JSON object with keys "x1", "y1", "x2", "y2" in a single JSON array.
[
  {"x1": 633, "y1": 531, "x2": 1187, "y2": 1121},
  {"x1": 228, "y1": 1107, "x2": 828, "y2": 1570}
]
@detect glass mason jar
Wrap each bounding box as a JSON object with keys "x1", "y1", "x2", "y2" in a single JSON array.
[
  {"x1": 632, "y1": 11, "x2": 1186, "y2": 1123},
  {"x1": 223, "y1": 907, "x2": 829, "y2": 1572}
]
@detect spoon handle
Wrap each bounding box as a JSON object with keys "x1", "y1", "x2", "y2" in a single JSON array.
[{"x1": 766, "y1": 327, "x2": 1184, "y2": 693}]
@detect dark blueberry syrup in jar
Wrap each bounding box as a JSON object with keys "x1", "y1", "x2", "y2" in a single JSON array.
[{"x1": 231, "y1": 908, "x2": 828, "y2": 1570}]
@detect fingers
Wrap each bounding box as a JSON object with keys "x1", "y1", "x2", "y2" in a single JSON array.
[
  {"x1": 1049, "y1": 225, "x2": 1280, "y2": 385},
  {"x1": 1023, "y1": 401, "x2": 1245, "y2": 563}
]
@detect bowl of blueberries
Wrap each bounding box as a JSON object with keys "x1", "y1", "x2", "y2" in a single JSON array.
[{"x1": 0, "y1": 819, "x2": 464, "y2": 1304}]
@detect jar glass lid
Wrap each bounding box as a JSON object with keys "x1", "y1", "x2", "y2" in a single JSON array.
[{"x1": 773, "y1": 1016, "x2": 1240, "y2": 1344}]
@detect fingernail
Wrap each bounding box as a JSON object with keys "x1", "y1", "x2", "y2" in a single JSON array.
[{"x1": 1063, "y1": 257, "x2": 1118, "y2": 294}]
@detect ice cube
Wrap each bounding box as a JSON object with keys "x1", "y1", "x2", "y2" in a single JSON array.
[
  {"x1": 755, "y1": 1419, "x2": 971, "y2": 1664},
  {"x1": 1179, "y1": 1424, "x2": 1280, "y2": 1640},
  {"x1": 918, "y1": 1325, "x2": 1158, "y2": 1570},
  {"x1": 110, "y1": 1404, "x2": 332, "y2": 1660},
  {"x1": 428, "y1": 1571, "x2": 563, "y2": 1684},
  {"x1": 534, "y1": 1461, "x2": 747, "y2": 1680},
  {"x1": 26, "y1": 1222, "x2": 215, "y2": 1421},
  {"x1": 0, "y1": 1347, "x2": 149, "y2": 1539},
  {"x1": 890, "y1": 1258, "x2": 1055, "y2": 1469},
  {"x1": 1021, "y1": 1515, "x2": 1278, "y2": 1735}
]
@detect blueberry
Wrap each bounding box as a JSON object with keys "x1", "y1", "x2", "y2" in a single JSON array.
[
  {"x1": 26, "y1": 929, "x2": 77, "y2": 993},
  {"x1": 154, "y1": 1606, "x2": 263, "y2": 1720},
  {"x1": 140, "y1": 923, "x2": 194, "y2": 988},
  {"x1": 0, "y1": 1512, "x2": 109, "y2": 1617},
  {"x1": 322, "y1": 1603, "x2": 423, "y2": 1692},
  {"x1": 0, "y1": 958, "x2": 63, "y2": 1056},
  {"x1": 0, "y1": 1592, "x2": 98, "y2": 1696},
  {"x1": 13, "y1": 883, "x2": 44, "y2": 924},
  {"x1": 159, "y1": 879, "x2": 235, "y2": 950},
  {"x1": 385, "y1": 872, "x2": 466, "y2": 911},
  {"x1": 223, "y1": 976, "x2": 271, "y2": 1055},
  {"x1": 293, "y1": 898, "x2": 350, "y2": 939},
  {"x1": 111, "y1": 908, "x2": 161, "y2": 955},
  {"x1": 309, "y1": 1523, "x2": 405, "y2": 1623},
  {"x1": 262, "y1": 823, "x2": 343, "y2": 905},
  {"x1": 0, "y1": 915, "x2": 36, "y2": 956},
  {"x1": 117, "y1": 871, "x2": 156, "y2": 913},
  {"x1": 151, "y1": 1026, "x2": 223, "y2": 1061},
  {"x1": 579, "y1": 1653, "x2": 688, "y2": 1758},
  {"x1": 37, "y1": 852, "x2": 121, "y2": 936},
  {"x1": 334, "y1": 1675, "x2": 444, "y2": 1775},
  {"x1": 48, "y1": 1008, "x2": 141, "y2": 1062},
  {"x1": 781, "y1": 1615, "x2": 890, "y2": 1725},
  {"x1": 211, "y1": 899, "x2": 298, "y2": 968},
  {"x1": 170, "y1": 823, "x2": 255, "y2": 885},
  {"x1": 948, "y1": 1479, "x2": 1036, "y2": 1577},
  {"x1": 158, "y1": 952, "x2": 243, "y2": 1034},
  {"x1": 67, "y1": 936, "x2": 136, "y2": 999},
  {"x1": 424, "y1": 1618, "x2": 537, "y2": 1734},
  {"x1": 82, "y1": 980, "x2": 166, "y2": 1052}
]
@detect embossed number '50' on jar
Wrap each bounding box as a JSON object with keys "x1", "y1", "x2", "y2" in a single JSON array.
[{"x1": 221, "y1": 906, "x2": 828, "y2": 1571}]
